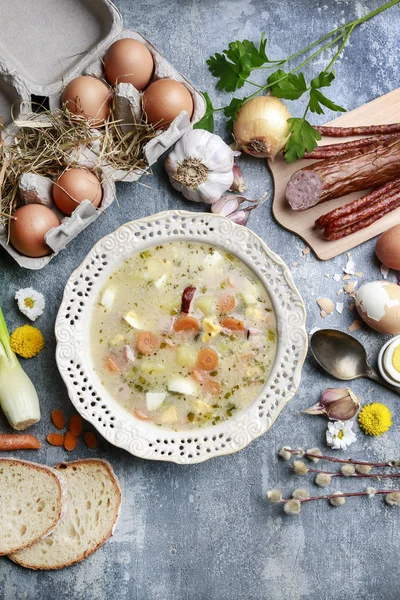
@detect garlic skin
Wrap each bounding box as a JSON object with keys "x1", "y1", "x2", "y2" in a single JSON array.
[
  {"x1": 230, "y1": 160, "x2": 246, "y2": 192},
  {"x1": 303, "y1": 388, "x2": 360, "y2": 421},
  {"x1": 165, "y1": 129, "x2": 236, "y2": 204}
]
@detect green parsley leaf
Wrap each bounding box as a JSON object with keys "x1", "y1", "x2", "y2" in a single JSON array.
[
  {"x1": 268, "y1": 70, "x2": 307, "y2": 100},
  {"x1": 224, "y1": 97, "x2": 246, "y2": 132},
  {"x1": 310, "y1": 70, "x2": 335, "y2": 89},
  {"x1": 309, "y1": 89, "x2": 346, "y2": 115},
  {"x1": 193, "y1": 92, "x2": 215, "y2": 132},
  {"x1": 284, "y1": 118, "x2": 321, "y2": 163},
  {"x1": 207, "y1": 33, "x2": 270, "y2": 92}
]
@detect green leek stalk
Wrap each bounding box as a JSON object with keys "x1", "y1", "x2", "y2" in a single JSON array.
[{"x1": 0, "y1": 308, "x2": 40, "y2": 430}]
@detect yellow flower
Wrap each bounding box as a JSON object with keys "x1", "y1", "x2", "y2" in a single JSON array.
[
  {"x1": 10, "y1": 325, "x2": 44, "y2": 358},
  {"x1": 358, "y1": 403, "x2": 392, "y2": 436}
]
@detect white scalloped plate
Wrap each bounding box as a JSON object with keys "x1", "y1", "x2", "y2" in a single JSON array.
[{"x1": 55, "y1": 211, "x2": 307, "y2": 463}]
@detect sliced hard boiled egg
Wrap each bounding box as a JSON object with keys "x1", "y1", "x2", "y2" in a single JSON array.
[
  {"x1": 123, "y1": 311, "x2": 143, "y2": 330},
  {"x1": 154, "y1": 274, "x2": 168, "y2": 288},
  {"x1": 100, "y1": 287, "x2": 115, "y2": 311},
  {"x1": 168, "y1": 376, "x2": 198, "y2": 396},
  {"x1": 146, "y1": 392, "x2": 166, "y2": 411},
  {"x1": 201, "y1": 317, "x2": 221, "y2": 342},
  {"x1": 204, "y1": 251, "x2": 223, "y2": 268},
  {"x1": 382, "y1": 336, "x2": 400, "y2": 383},
  {"x1": 158, "y1": 405, "x2": 179, "y2": 424}
]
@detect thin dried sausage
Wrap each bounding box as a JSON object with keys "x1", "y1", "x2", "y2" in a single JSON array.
[
  {"x1": 316, "y1": 177, "x2": 400, "y2": 229},
  {"x1": 315, "y1": 123, "x2": 400, "y2": 137},
  {"x1": 325, "y1": 196, "x2": 400, "y2": 240}
]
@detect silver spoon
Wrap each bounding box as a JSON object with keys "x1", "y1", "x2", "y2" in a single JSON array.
[{"x1": 310, "y1": 329, "x2": 400, "y2": 395}]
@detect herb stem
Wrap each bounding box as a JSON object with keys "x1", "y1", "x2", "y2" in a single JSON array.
[
  {"x1": 325, "y1": 24, "x2": 355, "y2": 72},
  {"x1": 243, "y1": 30, "x2": 347, "y2": 103},
  {"x1": 261, "y1": 0, "x2": 399, "y2": 69}
]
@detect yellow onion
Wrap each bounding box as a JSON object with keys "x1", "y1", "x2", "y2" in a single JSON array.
[{"x1": 233, "y1": 96, "x2": 291, "y2": 160}]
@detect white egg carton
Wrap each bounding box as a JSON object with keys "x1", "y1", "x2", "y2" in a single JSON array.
[{"x1": 0, "y1": 0, "x2": 205, "y2": 269}]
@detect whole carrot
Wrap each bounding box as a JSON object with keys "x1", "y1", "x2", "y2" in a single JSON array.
[{"x1": 0, "y1": 434, "x2": 41, "y2": 450}]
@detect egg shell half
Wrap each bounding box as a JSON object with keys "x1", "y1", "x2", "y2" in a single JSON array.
[
  {"x1": 356, "y1": 280, "x2": 400, "y2": 334},
  {"x1": 104, "y1": 38, "x2": 154, "y2": 90},
  {"x1": 142, "y1": 79, "x2": 194, "y2": 129},
  {"x1": 375, "y1": 224, "x2": 400, "y2": 270},
  {"x1": 62, "y1": 76, "x2": 112, "y2": 125},
  {"x1": 9, "y1": 204, "x2": 60, "y2": 258},
  {"x1": 53, "y1": 169, "x2": 103, "y2": 216}
]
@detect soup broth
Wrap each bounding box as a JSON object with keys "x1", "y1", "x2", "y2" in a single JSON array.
[{"x1": 90, "y1": 242, "x2": 277, "y2": 430}]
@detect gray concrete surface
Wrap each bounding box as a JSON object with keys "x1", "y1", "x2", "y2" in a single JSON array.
[{"x1": 0, "y1": 1, "x2": 399, "y2": 599}]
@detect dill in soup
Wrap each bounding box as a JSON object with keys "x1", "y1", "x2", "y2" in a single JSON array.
[{"x1": 90, "y1": 242, "x2": 276, "y2": 430}]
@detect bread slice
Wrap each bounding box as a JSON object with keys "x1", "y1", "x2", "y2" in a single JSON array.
[
  {"x1": 10, "y1": 459, "x2": 122, "y2": 570},
  {"x1": 0, "y1": 458, "x2": 65, "y2": 556}
]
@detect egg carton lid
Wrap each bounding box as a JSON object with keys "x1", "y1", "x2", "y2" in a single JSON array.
[{"x1": 0, "y1": 0, "x2": 123, "y2": 97}]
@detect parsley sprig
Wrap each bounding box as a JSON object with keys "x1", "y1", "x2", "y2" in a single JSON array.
[{"x1": 194, "y1": 0, "x2": 399, "y2": 162}]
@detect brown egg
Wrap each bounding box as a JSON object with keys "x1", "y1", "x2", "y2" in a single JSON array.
[
  {"x1": 53, "y1": 169, "x2": 102, "y2": 216},
  {"x1": 376, "y1": 224, "x2": 400, "y2": 270},
  {"x1": 10, "y1": 204, "x2": 60, "y2": 258},
  {"x1": 104, "y1": 38, "x2": 154, "y2": 90},
  {"x1": 356, "y1": 281, "x2": 400, "y2": 334},
  {"x1": 62, "y1": 76, "x2": 111, "y2": 125},
  {"x1": 142, "y1": 79, "x2": 194, "y2": 129}
]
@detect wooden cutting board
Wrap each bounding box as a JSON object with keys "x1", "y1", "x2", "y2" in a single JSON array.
[{"x1": 269, "y1": 88, "x2": 400, "y2": 260}]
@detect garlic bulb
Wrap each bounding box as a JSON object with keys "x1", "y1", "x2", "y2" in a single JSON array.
[{"x1": 165, "y1": 129, "x2": 236, "y2": 204}]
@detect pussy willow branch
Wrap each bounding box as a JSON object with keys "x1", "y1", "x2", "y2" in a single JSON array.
[
  {"x1": 303, "y1": 467, "x2": 400, "y2": 480},
  {"x1": 280, "y1": 489, "x2": 398, "y2": 504},
  {"x1": 284, "y1": 448, "x2": 398, "y2": 468}
]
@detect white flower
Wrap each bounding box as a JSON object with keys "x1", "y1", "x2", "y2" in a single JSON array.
[
  {"x1": 15, "y1": 288, "x2": 45, "y2": 321},
  {"x1": 326, "y1": 420, "x2": 357, "y2": 450}
]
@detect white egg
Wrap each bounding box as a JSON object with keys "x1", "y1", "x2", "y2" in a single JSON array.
[{"x1": 356, "y1": 281, "x2": 400, "y2": 334}]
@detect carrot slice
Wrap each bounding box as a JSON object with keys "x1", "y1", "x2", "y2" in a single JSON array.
[
  {"x1": 47, "y1": 433, "x2": 64, "y2": 447},
  {"x1": 221, "y1": 317, "x2": 245, "y2": 331},
  {"x1": 64, "y1": 431, "x2": 78, "y2": 451},
  {"x1": 197, "y1": 348, "x2": 219, "y2": 371},
  {"x1": 51, "y1": 409, "x2": 65, "y2": 430},
  {"x1": 84, "y1": 431, "x2": 97, "y2": 449},
  {"x1": 192, "y1": 367, "x2": 206, "y2": 382},
  {"x1": 203, "y1": 380, "x2": 222, "y2": 396},
  {"x1": 217, "y1": 293, "x2": 236, "y2": 314},
  {"x1": 105, "y1": 355, "x2": 121, "y2": 372},
  {"x1": 133, "y1": 408, "x2": 154, "y2": 421},
  {"x1": 136, "y1": 331, "x2": 160, "y2": 355},
  {"x1": 69, "y1": 414, "x2": 83, "y2": 437},
  {"x1": 173, "y1": 316, "x2": 200, "y2": 333}
]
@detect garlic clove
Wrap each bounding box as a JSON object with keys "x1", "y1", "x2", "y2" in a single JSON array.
[
  {"x1": 227, "y1": 206, "x2": 258, "y2": 226},
  {"x1": 303, "y1": 387, "x2": 360, "y2": 421},
  {"x1": 230, "y1": 160, "x2": 246, "y2": 193},
  {"x1": 211, "y1": 195, "x2": 241, "y2": 217}
]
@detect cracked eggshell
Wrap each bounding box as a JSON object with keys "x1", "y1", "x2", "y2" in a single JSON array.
[{"x1": 355, "y1": 281, "x2": 400, "y2": 334}]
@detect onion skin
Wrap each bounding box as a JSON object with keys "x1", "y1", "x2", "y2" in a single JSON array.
[{"x1": 233, "y1": 96, "x2": 291, "y2": 160}]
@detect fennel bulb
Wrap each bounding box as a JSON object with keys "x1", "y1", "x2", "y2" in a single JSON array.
[{"x1": 0, "y1": 308, "x2": 40, "y2": 430}]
